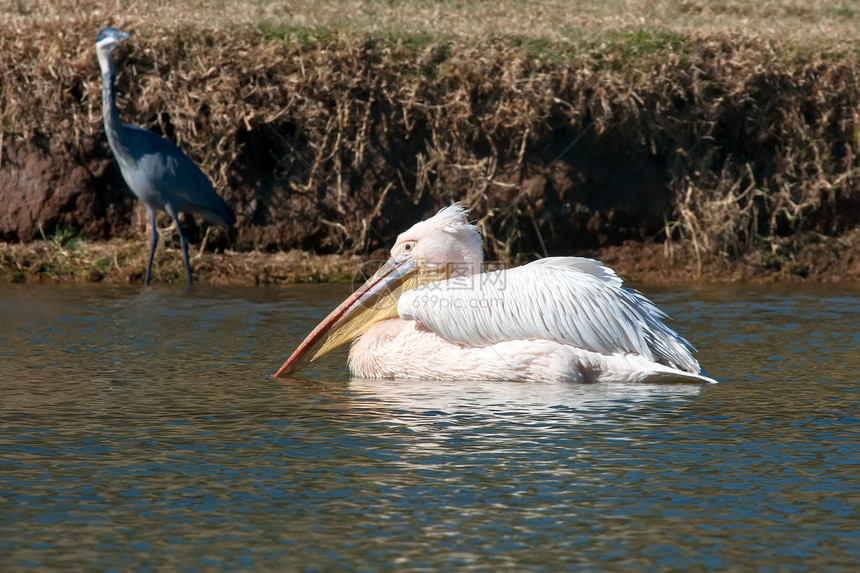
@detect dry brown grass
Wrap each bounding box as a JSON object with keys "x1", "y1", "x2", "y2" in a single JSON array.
[
  {"x1": 2, "y1": 0, "x2": 860, "y2": 282},
  {"x1": 0, "y1": 238, "x2": 363, "y2": 284},
  {"x1": 3, "y1": 0, "x2": 858, "y2": 52}
]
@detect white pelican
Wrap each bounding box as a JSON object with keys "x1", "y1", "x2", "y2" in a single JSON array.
[{"x1": 276, "y1": 204, "x2": 716, "y2": 384}]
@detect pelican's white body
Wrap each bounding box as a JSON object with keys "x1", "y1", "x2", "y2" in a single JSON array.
[
  {"x1": 280, "y1": 204, "x2": 716, "y2": 384},
  {"x1": 349, "y1": 256, "x2": 714, "y2": 384}
]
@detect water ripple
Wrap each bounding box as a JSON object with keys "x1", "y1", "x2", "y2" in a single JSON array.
[{"x1": 0, "y1": 283, "x2": 858, "y2": 571}]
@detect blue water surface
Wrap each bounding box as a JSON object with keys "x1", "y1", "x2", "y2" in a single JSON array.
[{"x1": 0, "y1": 282, "x2": 858, "y2": 571}]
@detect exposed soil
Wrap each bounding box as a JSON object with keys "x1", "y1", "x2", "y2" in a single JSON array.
[
  {"x1": 2, "y1": 28, "x2": 859, "y2": 285},
  {"x1": 3, "y1": 225, "x2": 859, "y2": 286},
  {"x1": 595, "y1": 229, "x2": 860, "y2": 283}
]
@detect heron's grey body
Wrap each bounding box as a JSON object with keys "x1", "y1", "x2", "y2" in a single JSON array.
[{"x1": 96, "y1": 27, "x2": 235, "y2": 286}]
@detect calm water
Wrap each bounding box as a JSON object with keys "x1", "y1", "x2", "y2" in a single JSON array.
[{"x1": 0, "y1": 282, "x2": 858, "y2": 571}]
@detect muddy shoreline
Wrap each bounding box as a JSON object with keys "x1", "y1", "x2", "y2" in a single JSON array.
[
  {"x1": 2, "y1": 27, "x2": 859, "y2": 283},
  {"x1": 4, "y1": 226, "x2": 858, "y2": 286}
]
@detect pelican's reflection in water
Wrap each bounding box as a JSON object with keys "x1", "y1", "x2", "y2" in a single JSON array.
[{"x1": 339, "y1": 377, "x2": 704, "y2": 435}]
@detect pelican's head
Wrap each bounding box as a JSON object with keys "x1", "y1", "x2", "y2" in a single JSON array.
[
  {"x1": 275, "y1": 203, "x2": 483, "y2": 377},
  {"x1": 388, "y1": 203, "x2": 483, "y2": 278},
  {"x1": 96, "y1": 27, "x2": 130, "y2": 74}
]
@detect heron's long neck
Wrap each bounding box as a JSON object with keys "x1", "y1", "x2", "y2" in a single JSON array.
[{"x1": 99, "y1": 57, "x2": 128, "y2": 158}]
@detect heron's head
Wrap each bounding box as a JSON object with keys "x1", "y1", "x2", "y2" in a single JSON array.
[
  {"x1": 96, "y1": 27, "x2": 130, "y2": 73},
  {"x1": 96, "y1": 27, "x2": 129, "y2": 52}
]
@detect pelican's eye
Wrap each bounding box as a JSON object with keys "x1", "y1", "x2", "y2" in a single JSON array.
[{"x1": 402, "y1": 241, "x2": 416, "y2": 253}]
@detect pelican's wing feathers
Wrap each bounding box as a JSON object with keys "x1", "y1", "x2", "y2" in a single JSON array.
[{"x1": 397, "y1": 257, "x2": 700, "y2": 373}]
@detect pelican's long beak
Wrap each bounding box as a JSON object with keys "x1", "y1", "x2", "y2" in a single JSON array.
[{"x1": 275, "y1": 258, "x2": 450, "y2": 378}]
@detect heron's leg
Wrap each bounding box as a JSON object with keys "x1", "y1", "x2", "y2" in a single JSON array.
[
  {"x1": 166, "y1": 205, "x2": 193, "y2": 287},
  {"x1": 144, "y1": 207, "x2": 158, "y2": 286}
]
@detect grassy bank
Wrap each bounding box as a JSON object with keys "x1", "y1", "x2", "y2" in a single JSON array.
[
  {"x1": 0, "y1": 238, "x2": 364, "y2": 285},
  {"x1": 2, "y1": 1, "x2": 859, "y2": 283},
  {"x1": 4, "y1": 227, "x2": 859, "y2": 285},
  {"x1": 5, "y1": 0, "x2": 858, "y2": 50}
]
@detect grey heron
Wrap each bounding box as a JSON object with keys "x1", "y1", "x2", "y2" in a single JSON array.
[{"x1": 96, "y1": 27, "x2": 236, "y2": 286}]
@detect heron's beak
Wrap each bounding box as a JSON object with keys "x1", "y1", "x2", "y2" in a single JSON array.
[{"x1": 275, "y1": 258, "x2": 450, "y2": 378}]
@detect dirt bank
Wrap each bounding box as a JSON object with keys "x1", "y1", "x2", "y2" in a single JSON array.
[
  {"x1": 4, "y1": 226, "x2": 859, "y2": 286},
  {"x1": 1, "y1": 24, "x2": 859, "y2": 284}
]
